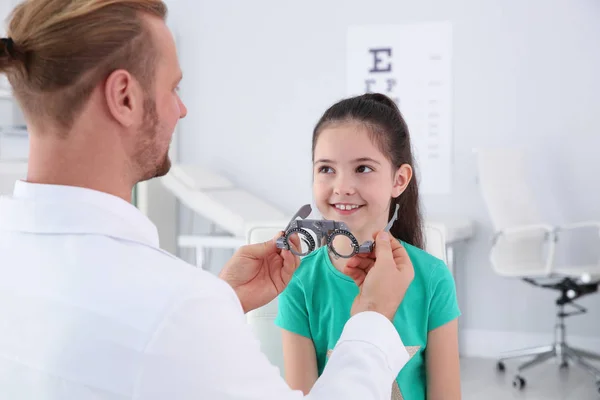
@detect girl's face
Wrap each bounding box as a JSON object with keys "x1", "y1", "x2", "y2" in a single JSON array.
[{"x1": 312, "y1": 121, "x2": 412, "y2": 243}]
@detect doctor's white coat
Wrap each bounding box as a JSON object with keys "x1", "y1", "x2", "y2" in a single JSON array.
[{"x1": 0, "y1": 180, "x2": 408, "y2": 399}]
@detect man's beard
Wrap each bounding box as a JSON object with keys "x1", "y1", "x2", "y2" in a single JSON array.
[{"x1": 133, "y1": 96, "x2": 172, "y2": 183}]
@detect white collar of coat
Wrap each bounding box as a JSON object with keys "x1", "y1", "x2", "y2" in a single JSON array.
[{"x1": 0, "y1": 180, "x2": 160, "y2": 249}]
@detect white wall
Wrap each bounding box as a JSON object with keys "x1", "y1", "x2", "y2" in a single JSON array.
[
  {"x1": 0, "y1": 0, "x2": 22, "y2": 128},
  {"x1": 166, "y1": 0, "x2": 600, "y2": 356},
  {"x1": 0, "y1": 0, "x2": 27, "y2": 165}
]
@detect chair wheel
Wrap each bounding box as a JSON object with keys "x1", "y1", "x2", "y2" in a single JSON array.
[
  {"x1": 512, "y1": 375, "x2": 526, "y2": 390},
  {"x1": 496, "y1": 361, "x2": 506, "y2": 372},
  {"x1": 596, "y1": 381, "x2": 600, "y2": 394}
]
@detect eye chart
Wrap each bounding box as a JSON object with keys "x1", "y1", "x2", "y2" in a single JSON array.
[{"x1": 346, "y1": 22, "x2": 453, "y2": 195}]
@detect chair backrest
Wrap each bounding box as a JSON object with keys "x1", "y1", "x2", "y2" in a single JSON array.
[
  {"x1": 245, "y1": 225, "x2": 288, "y2": 376},
  {"x1": 474, "y1": 148, "x2": 543, "y2": 231},
  {"x1": 245, "y1": 222, "x2": 449, "y2": 376},
  {"x1": 474, "y1": 148, "x2": 550, "y2": 275},
  {"x1": 423, "y1": 223, "x2": 447, "y2": 265}
]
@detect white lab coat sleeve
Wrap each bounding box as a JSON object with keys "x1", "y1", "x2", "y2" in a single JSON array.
[{"x1": 135, "y1": 279, "x2": 409, "y2": 400}]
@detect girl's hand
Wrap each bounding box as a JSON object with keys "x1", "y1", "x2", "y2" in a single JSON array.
[{"x1": 342, "y1": 231, "x2": 415, "y2": 321}]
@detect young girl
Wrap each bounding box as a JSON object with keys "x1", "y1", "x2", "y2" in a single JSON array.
[{"x1": 274, "y1": 93, "x2": 461, "y2": 399}]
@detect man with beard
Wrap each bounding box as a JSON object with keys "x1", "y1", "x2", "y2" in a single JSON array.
[{"x1": 0, "y1": 0, "x2": 415, "y2": 399}]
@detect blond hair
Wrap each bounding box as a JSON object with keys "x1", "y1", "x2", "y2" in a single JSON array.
[{"x1": 0, "y1": 0, "x2": 167, "y2": 132}]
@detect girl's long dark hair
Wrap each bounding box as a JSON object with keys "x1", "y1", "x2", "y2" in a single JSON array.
[{"x1": 311, "y1": 93, "x2": 424, "y2": 249}]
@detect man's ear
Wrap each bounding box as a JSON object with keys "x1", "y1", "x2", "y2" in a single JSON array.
[
  {"x1": 104, "y1": 69, "x2": 140, "y2": 128},
  {"x1": 391, "y1": 164, "x2": 413, "y2": 198}
]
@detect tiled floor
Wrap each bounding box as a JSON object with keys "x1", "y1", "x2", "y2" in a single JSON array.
[{"x1": 461, "y1": 357, "x2": 600, "y2": 399}]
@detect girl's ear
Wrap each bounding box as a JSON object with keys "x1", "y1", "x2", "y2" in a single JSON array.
[{"x1": 392, "y1": 164, "x2": 412, "y2": 198}]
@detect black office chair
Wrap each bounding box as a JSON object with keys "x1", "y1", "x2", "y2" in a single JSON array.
[{"x1": 495, "y1": 276, "x2": 599, "y2": 393}]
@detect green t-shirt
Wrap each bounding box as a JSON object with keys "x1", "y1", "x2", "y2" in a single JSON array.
[{"x1": 274, "y1": 240, "x2": 461, "y2": 400}]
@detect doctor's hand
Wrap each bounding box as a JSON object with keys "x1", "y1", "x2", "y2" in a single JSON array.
[
  {"x1": 343, "y1": 231, "x2": 414, "y2": 322},
  {"x1": 219, "y1": 232, "x2": 301, "y2": 314}
]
